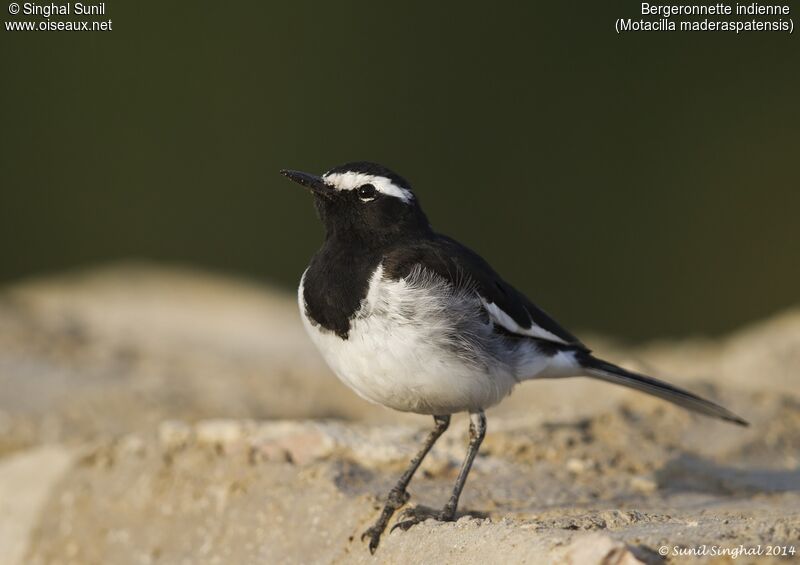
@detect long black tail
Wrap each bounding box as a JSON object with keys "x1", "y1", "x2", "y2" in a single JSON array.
[{"x1": 578, "y1": 354, "x2": 749, "y2": 426}]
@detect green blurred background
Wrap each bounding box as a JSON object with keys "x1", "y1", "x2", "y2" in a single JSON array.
[{"x1": 1, "y1": 1, "x2": 797, "y2": 341}]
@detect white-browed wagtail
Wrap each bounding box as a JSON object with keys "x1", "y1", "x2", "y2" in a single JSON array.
[{"x1": 280, "y1": 162, "x2": 747, "y2": 553}]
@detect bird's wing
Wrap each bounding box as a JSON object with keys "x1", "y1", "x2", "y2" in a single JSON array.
[{"x1": 382, "y1": 235, "x2": 589, "y2": 351}]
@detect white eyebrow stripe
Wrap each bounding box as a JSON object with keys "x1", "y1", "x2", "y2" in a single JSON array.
[{"x1": 322, "y1": 172, "x2": 414, "y2": 203}]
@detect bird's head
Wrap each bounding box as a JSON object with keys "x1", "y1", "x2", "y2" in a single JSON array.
[{"x1": 281, "y1": 162, "x2": 430, "y2": 244}]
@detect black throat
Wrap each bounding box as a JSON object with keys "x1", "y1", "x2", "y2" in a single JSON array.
[
  {"x1": 301, "y1": 235, "x2": 387, "y2": 339},
  {"x1": 299, "y1": 164, "x2": 432, "y2": 339}
]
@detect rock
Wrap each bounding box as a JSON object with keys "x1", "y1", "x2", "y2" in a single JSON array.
[
  {"x1": 158, "y1": 420, "x2": 192, "y2": 451},
  {"x1": 562, "y1": 533, "x2": 645, "y2": 565},
  {"x1": 0, "y1": 265, "x2": 797, "y2": 564},
  {"x1": 195, "y1": 419, "x2": 246, "y2": 447},
  {"x1": 629, "y1": 475, "x2": 657, "y2": 494},
  {"x1": 0, "y1": 446, "x2": 75, "y2": 565},
  {"x1": 250, "y1": 421, "x2": 337, "y2": 464}
]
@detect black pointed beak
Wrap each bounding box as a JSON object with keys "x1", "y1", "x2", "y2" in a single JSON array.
[{"x1": 280, "y1": 169, "x2": 332, "y2": 199}]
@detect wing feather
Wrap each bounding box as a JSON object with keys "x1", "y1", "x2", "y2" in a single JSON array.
[{"x1": 382, "y1": 234, "x2": 588, "y2": 351}]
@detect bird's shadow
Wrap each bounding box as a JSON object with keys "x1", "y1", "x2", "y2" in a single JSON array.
[{"x1": 654, "y1": 453, "x2": 800, "y2": 496}]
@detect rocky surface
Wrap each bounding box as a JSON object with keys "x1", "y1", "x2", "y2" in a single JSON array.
[{"x1": 0, "y1": 264, "x2": 798, "y2": 564}]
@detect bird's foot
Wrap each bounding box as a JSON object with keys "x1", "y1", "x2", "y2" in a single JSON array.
[
  {"x1": 360, "y1": 523, "x2": 386, "y2": 555},
  {"x1": 391, "y1": 504, "x2": 456, "y2": 532},
  {"x1": 360, "y1": 488, "x2": 410, "y2": 554}
]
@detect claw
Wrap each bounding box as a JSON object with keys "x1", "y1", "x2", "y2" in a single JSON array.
[
  {"x1": 390, "y1": 505, "x2": 453, "y2": 533},
  {"x1": 360, "y1": 527, "x2": 381, "y2": 554},
  {"x1": 397, "y1": 507, "x2": 415, "y2": 521},
  {"x1": 390, "y1": 519, "x2": 418, "y2": 533},
  {"x1": 359, "y1": 488, "x2": 413, "y2": 553}
]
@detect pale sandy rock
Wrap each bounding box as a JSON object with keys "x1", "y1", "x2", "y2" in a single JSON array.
[
  {"x1": 0, "y1": 446, "x2": 75, "y2": 565},
  {"x1": 195, "y1": 419, "x2": 247, "y2": 447},
  {"x1": 629, "y1": 475, "x2": 657, "y2": 494},
  {"x1": 157, "y1": 420, "x2": 192, "y2": 451},
  {"x1": 0, "y1": 264, "x2": 796, "y2": 564},
  {"x1": 562, "y1": 533, "x2": 645, "y2": 565},
  {"x1": 250, "y1": 420, "x2": 338, "y2": 464}
]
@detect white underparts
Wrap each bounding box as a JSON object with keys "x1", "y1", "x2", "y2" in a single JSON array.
[{"x1": 298, "y1": 266, "x2": 582, "y2": 415}]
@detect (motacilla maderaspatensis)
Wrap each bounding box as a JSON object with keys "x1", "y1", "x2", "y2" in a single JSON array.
[{"x1": 280, "y1": 162, "x2": 747, "y2": 553}]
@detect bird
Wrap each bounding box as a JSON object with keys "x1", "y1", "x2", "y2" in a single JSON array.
[{"x1": 279, "y1": 161, "x2": 747, "y2": 553}]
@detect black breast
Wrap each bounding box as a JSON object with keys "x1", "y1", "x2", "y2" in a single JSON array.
[{"x1": 302, "y1": 245, "x2": 383, "y2": 339}]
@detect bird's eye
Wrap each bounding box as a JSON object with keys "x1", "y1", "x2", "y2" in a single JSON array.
[{"x1": 357, "y1": 184, "x2": 377, "y2": 201}]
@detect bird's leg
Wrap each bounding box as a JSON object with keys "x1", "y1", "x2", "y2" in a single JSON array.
[
  {"x1": 394, "y1": 411, "x2": 486, "y2": 530},
  {"x1": 440, "y1": 411, "x2": 486, "y2": 521},
  {"x1": 361, "y1": 414, "x2": 450, "y2": 553}
]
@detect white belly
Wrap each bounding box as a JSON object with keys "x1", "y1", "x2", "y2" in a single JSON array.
[{"x1": 298, "y1": 266, "x2": 521, "y2": 415}]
